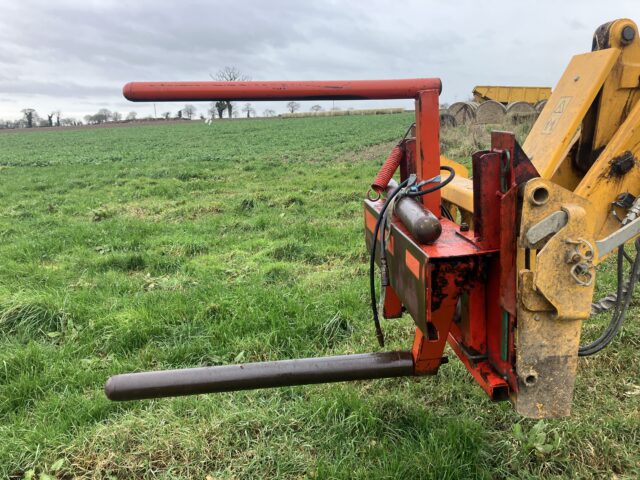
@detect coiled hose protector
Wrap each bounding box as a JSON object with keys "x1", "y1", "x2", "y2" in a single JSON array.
[{"x1": 371, "y1": 145, "x2": 404, "y2": 193}]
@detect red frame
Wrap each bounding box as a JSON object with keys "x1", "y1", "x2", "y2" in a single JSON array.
[
  {"x1": 128, "y1": 77, "x2": 526, "y2": 402},
  {"x1": 366, "y1": 116, "x2": 529, "y2": 401}
]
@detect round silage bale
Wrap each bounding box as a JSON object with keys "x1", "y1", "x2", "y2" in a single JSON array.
[
  {"x1": 475, "y1": 100, "x2": 506, "y2": 124},
  {"x1": 449, "y1": 101, "x2": 477, "y2": 124},
  {"x1": 534, "y1": 99, "x2": 548, "y2": 113},
  {"x1": 439, "y1": 109, "x2": 456, "y2": 128},
  {"x1": 506, "y1": 101, "x2": 537, "y2": 124},
  {"x1": 506, "y1": 101, "x2": 536, "y2": 115}
]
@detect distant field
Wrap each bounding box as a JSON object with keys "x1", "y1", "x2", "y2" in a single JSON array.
[{"x1": 0, "y1": 114, "x2": 638, "y2": 479}]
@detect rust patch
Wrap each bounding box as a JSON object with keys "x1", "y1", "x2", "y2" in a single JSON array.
[{"x1": 430, "y1": 258, "x2": 478, "y2": 312}]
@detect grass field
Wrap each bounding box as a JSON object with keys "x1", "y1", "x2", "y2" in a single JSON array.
[{"x1": 0, "y1": 114, "x2": 638, "y2": 479}]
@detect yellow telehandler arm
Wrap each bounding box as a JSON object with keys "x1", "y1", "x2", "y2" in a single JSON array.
[{"x1": 442, "y1": 18, "x2": 640, "y2": 416}]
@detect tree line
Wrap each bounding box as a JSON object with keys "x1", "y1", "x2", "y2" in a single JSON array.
[
  {"x1": 1, "y1": 67, "x2": 333, "y2": 129},
  {"x1": 1, "y1": 108, "x2": 143, "y2": 129}
]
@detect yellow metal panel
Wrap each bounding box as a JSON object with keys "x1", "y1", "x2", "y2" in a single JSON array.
[
  {"x1": 473, "y1": 86, "x2": 552, "y2": 104},
  {"x1": 593, "y1": 20, "x2": 640, "y2": 150},
  {"x1": 523, "y1": 49, "x2": 620, "y2": 179},
  {"x1": 515, "y1": 179, "x2": 597, "y2": 417},
  {"x1": 516, "y1": 304, "x2": 582, "y2": 417},
  {"x1": 440, "y1": 155, "x2": 468, "y2": 178},
  {"x1": 549, "y1": 153, "x2": 583, "y2": 191},
  {"x1": 574, "y1": 96, "x2": 640, "y2": 249},
  {"x1": 442, "y1": 176, "x2": 474, "y2": 213},
  {"x1": 440, "y1": 156, "x2": 473, "y2": 214},
  {"x1": 518, "y1": 179, "x2": 597, "y2": 319}
]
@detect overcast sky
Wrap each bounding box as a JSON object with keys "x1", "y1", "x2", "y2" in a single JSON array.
[{"x1": 1, "y1": 0, "x2": 638, "y2": 120}]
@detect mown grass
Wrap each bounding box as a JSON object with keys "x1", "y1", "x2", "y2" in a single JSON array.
[{"x1": 0, "y1": 115, "x2": 638, "y2": 479}]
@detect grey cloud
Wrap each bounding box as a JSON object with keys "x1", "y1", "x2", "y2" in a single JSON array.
[
  {"x1": 0, "y1": 79, "x2": 117, "y2": 98},
  {"x1": 0, "y1": 0, "x2": 638, "y2": 119}
]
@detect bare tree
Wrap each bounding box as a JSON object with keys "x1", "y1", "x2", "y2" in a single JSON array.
[
  {"x1": 213, "y1": 66, "x2": 248, "y2": 118},
  {"x1": 228, "y1": 101, "x2": 239, "y2": 119},
  {"x1": 287, "y1": 101, "x2": 301, "y2": 114},
  {"x1": 54, "y1": 110, "x2": 61, "y2": 127},
  {"x1": 176, "y1": 110, "x2": 182, "y2": 119},
  {"x1": 242, "y1": 103, "x2": 255, "y2": 118},
  {"x1": 21, "y1": 108, "x2": 36, "y2": 128},
  {"x1": 94, "y1": 108, "x2": 112, "y2": 123},
  {"x1": 216, "y1": 66, "x2": 245, "y2": 80},
  {"x1": 161, "y1": 111, "x2": 171, "y2": 120},
  {"x1": 112, "y1": 111, "x2": 122, "y2": 122},
  {"x1": 182, "y1": 104, "x2": 196, "y2": 120},
  {"x1": 311, "y1": 104, "x2": 323, "y2": 113},
  {"x1": 214, "y1": 101, "x2": 227, "y2": 118},
  {"x1": 47, "y1": 113, "x2": 54, "y2": 127},
  {"x1": 126, "y1": 111, "x2": 137, "y2": 121},
  {"x1": 263, "y1": 108, "x2": 276, "y2": 117}
]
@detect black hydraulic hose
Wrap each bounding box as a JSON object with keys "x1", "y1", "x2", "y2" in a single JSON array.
[
  {"x1": 441, "y1": 204, "x2": 455, "y2": 221},
  {"x1": 579, "y1": 246, "x2": 625, "y2": 355},
  {"x1": 369, "y1": 167, "x2": 455, "y2": 347},
  {"x1": 404, "y1": 166, "x2": 456, "y2": 198},
  {"x1": 370, "y1": 179, "x2": 409, "y2": 347},
  {"x1": 579, "y1": 239, "x2": 640, "y2": 356}
]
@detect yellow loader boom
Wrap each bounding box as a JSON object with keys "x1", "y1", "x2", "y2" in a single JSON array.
[{"x1": 443, "y1": 18, "x2": 640, "y2": 416}]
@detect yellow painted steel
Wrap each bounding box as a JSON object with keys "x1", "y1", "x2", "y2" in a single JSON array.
[
  {"x1": 575, "y1": 96, "x2": 640, "y2": 245},
  {"x1": 443, "y1": 19, "x2": 640, "y2": 255},
  {"x1": 523, "y1": 48, "x2": 619, "y2": 179},
  {"x1": 440, "y1": 155, "x2": 468, "y2": 179},
  {"x1": 442, "y1": 176, "x2": 474, "y2": 214},
  {"x1": 518, "y1": 179, "x2": 597, "y2": 320},
  {"x1": 438, "y1": 19, "x2": 640, "y2": 417},
  {"x1": 593, "y1": 19, "x2": 640, "y2": 148},
  {"x1": 473, "y1": 86, "x2": 551, "y2": 104},
  {"x1": 439, "y1": 155, "x2": 473, "y2": 212}
]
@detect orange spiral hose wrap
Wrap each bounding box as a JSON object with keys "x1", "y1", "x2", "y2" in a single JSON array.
[{"x1": 371, "y1": 145, "x2": 404, "y2": 193}]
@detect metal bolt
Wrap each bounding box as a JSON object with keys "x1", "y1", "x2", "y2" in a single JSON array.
[
  {"x1": 460, "y1": 222, "x2": 470, "y2": 232},
  {"x1": 574, "y1": 75, "x2": 580, "y2": 82},
  {"x1": 621, "y1": 25, "x2": 635, "y2": 44},
  {"x1": 534, "y1": 314, "x2": 541, "y2": 322}
]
